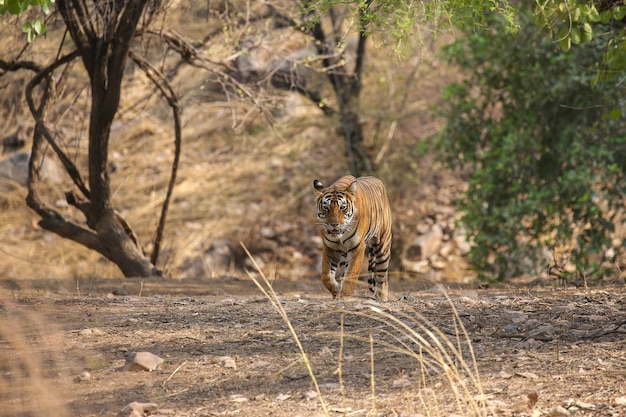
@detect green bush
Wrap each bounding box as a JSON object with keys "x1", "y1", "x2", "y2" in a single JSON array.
[{"x1": 437, "y1": 6, "x2": 626, "y2": 281}]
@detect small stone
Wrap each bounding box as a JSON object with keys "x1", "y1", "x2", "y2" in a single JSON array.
[
  {"x1": 392, "y1": 377, "x2": 412, "y2": 388},
  {"x1": 116, "y1": 402, "x2": 158, "y2": 417},
  {"x1": 439, "y1": 241, "x2": 455, "y2": 258},
  {"x1": 75, "y1": 371, "x2": 91, "y2": 382},
  {"x1": 79, "y1": 328, "x2": 105, "y2": 336},
  {"x1": 229, "y1": 394, "x2": 248, "y2": 402},
  {"x1": 122, "y1": 351, "x2": 164, "y2": 372},
  {"x1": 112, "y1": 286, "x2": 130, "y2": 296},
  {"x1": 275, "y1": 393, "x2": 291, "y2": 401},
  {"x1": 575, "y1": 400, "x2": 595, "y2": 410},
  {"x1": 453, "y1": 228, "x2": 472, "y2": 255},
  {"x1": 498, "y1": 370, "x2": 513, "y2": 379},
  {"x1": 250, "y1": 360, "x2": 271, "y2": 369},
  {"x1": 548, "y1": 405, "x2": 570, "y2": 416},
  {"x1": 260, "y1": 227, "x2": 276, "y2": 239},
  {"x1": 218, "y1": 356, "x2": 236, "y2": 369},
  {"x1": 430, "y1": 258, "x2": 447, "y2": 270},
  {"x1": 303, "y1": 390, "x2": 318, "y2": 401}
]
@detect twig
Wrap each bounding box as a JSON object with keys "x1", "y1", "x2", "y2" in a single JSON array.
[
  {"x1": 162, "y1": 361, "x2": 187, "y2": 389},
  {"x1": 369, "y1": 333, "x2": 376, "y2": 414},
  {"x1": 338, "y1": 314, "x2": 346, "y2": 413},
  {"x1": 583, "y1": 318, "x2": 626, "y2": 340}
]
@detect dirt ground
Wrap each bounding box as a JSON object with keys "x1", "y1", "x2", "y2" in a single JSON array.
[{"x1": 2, "y1": 277, "x2": 626, "y2": 417}]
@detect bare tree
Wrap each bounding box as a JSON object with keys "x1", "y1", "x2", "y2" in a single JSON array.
[
  {"x1": 22, "y1": 0, "x2": 172, "y2": 277},
  {"x1": 223, "y1": 1, "x2": 375, "y2": 176}
]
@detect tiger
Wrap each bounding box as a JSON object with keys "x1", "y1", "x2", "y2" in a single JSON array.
[{"x1": 313, "y1": 175, "x2": 392, "y2": 301}]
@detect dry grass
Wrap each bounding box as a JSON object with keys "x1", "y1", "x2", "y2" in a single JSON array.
[
  {"x1": 0, "y1": 290, "x2": 69, "y2": 417},
  {"x1": 244, "y1": 243, "x2": 490, "y2": 417}
]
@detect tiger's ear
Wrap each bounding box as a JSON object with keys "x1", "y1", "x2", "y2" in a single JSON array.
[
  {"x1": 347, "y1": 180, "x2": 358, "y2": 195},
  {"x1": 313, "y1": 179, "x2": 324, "y2": 194}
]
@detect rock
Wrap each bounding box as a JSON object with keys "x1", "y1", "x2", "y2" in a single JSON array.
[
  {"x1": 453, "y1": 229, "x2": 472, "y2": 256},
  {"x1": 203, "y1": 240, "x2": 233, "y2": 270},
  {"x1": 180, "y1": 240, "x2": 233, "y2": 278},
  {"x1": 1, "y1": 130, "x2": 25, "y2": 154},
  {"x1": 392, "y1": 377, "x2": 412, "y2": 388},
  {"x1": 430, "y1": 257, "x2": 447, "y2": 270},
  {"x1": 303, "y1": 390, "x2": 318, "y2": 401},
  {"x1": 548, "y1": 405, "x2": 571, "y2": 416},
  {"x1": 74, "y1": 371, "x2": 91, "y2": 382},
  {"x1": 439, "y1": 241, "x2": 455, "y2": 258},
  {"x1": 122, "y1": 351, "x2": 164, "y2": 372},
  {"x1": 260, "y1": 227, "x2": 277, "y2": 239},
  {"x1": 404, "y1": 224, "x2": 443, "y2": 262},
  {"x1": 218, "y1": 356, "x2": 237, "y2": 369},
  {"x1": 79, "y1": 328, "x2": 106, "y2": 336},
  {"x1": 229, "y1": 394, "x2": 249, "y2": 402},
  {"x1": 116, "y1": 402, "x2": 158, "y2": 417},
  {"x1": 402, "y1": 259, "x2": 430, "y2": 274},
  {"x1": 0, "y1": 151, "x2": 62, "y2": 186}
]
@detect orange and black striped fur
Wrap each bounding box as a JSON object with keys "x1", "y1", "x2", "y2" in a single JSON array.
[{"x1": 313, "y1": 176, "x2": 392, "y2": 301}]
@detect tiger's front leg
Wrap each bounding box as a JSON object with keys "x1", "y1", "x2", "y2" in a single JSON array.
[
  {"x1": 338, "y1": 244, "x2": 365, "y2": 298},
  {"x1": 321, "y1": 245, "x2": 345, "y2": 298}
]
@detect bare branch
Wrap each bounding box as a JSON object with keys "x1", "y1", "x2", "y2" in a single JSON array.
[
  {"x1": 25, "y1": 59, "x2": 102, "y2": 253},
  {"x1": 24, "y1": 50, "x2": 91, "y2": 198},
  {"x1": 150, "y1": 29, "x2": 270, "y2": 124},
  {"x1": 128, "y1": 50, "x2": 182, "y2": 267},
  {"x1": 0, "y1": 59, "x2": 42, "y2": 74}
]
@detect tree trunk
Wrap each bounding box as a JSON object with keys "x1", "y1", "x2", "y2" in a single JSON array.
[
  {"x1": 306, "y1": 2, "x2": 374, "y2": 177},
  {"x1": 37, "y1": 0, "x2": 162, "y2": 277},
  {"x1": 335, "y1": 87, "x2": 371, "y2": 177},
  {"x1": 94, "y1": 211, "x2": 159, "y2": 277}
]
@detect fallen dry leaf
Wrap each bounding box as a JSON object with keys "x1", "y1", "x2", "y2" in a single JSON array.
[{"x1": 527, "y1": 391, "x2": 539, "y2": 409}]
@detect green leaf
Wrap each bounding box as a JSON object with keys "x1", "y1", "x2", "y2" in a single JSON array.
[
  {"x1": 580, "y1": 25, "x2": 593, "y2": 43},
  {"x1": 32, "y1": 17, "x2": 44, "y2": 34},
  {"x1": 606, "y1": 107, "x2": 622, "y2": 120},
  {"x1": 6, "y1": 0, "x2": 21, "y2": 14},
  {"x1": 587, "y1": 5, "x2": 600, "y2": 22},
  {"x1": 607, "y1": 48, "x2": 626, "y2": 70},
  {"x1": 615, "y1": 6, "x2": 626, "y2": 21},
  {"x1": 570, "y1": 26, "x2": 581, "y2": 44},
  {"x1": 600, "y1": 10, "x2": 613, "y2": 24}
]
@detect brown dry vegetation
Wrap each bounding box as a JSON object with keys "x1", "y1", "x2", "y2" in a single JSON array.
[
  {"x1": 0, "y1": 1, "x2": 461, "y2": 282},
  {"x1": 2, "y1": 3, "x2": 626, "y2": 417}
]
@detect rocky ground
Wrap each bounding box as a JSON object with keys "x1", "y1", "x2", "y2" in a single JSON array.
[{"x1": 2, "y1": 277, "x2": 626, "y2": 417}]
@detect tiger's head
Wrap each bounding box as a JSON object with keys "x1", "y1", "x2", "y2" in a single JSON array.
[{"x1": 313, "y1": 178, "x2": 358, "y2": 237}]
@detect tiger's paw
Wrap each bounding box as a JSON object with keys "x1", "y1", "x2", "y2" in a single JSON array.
[
  {"x1": 335, "y1": 291, "x2": 355, "y2": 300},
  {"x1": 375, "y1": 292, "x2": 388, "y2": 302}
]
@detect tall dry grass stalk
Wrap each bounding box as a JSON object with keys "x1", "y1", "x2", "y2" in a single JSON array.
[
  {"x1": 0, "y1": 290, "x2": 69, "y2": 417},
  {"x1": 361, "y1": 298, "x2": 490, "y2": 417},
  {"x1": 243, "y1": 243, "x2": 489, "y2": 416},
  {"x1": 241, "y1": 242, "x2": 330, "y2": 417}
]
